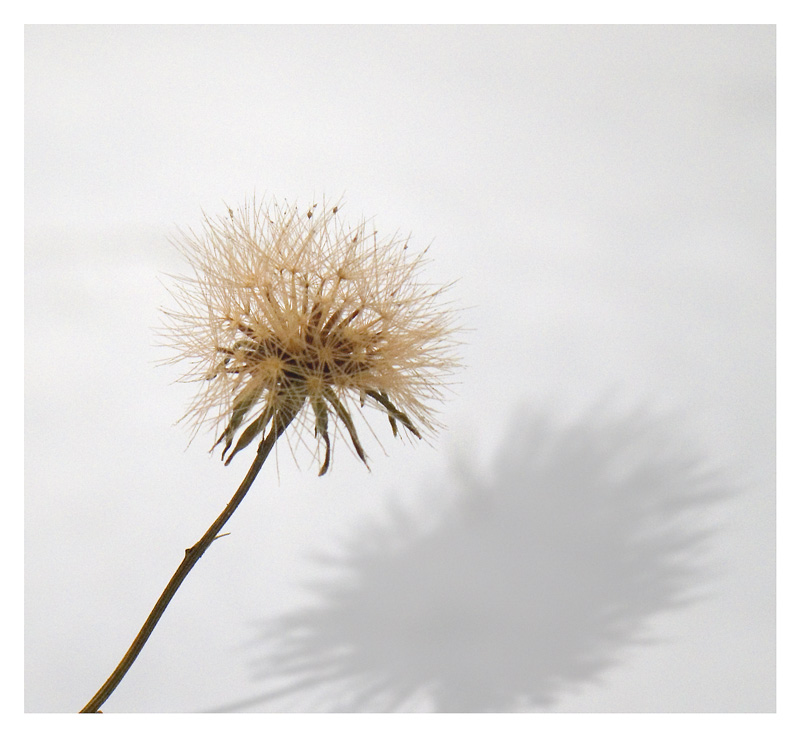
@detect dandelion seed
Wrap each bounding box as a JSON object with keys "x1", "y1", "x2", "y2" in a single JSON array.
[{"x1": 162, "y1": 197, "x2": 458, "y2": 474}]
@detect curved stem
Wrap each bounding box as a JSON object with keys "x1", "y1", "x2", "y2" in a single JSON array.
[{"x1": 80, "y1": 409, "x2": 297, "y2": 713}]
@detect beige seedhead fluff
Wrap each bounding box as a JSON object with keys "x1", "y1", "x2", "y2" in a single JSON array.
[{"x1": 162, "y1": 198, "x2": 458, "y2": 474}]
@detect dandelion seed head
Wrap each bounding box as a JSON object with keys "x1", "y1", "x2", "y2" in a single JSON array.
[{"x1": 162, "y1": 197, "x2": 459, "y2": 473}]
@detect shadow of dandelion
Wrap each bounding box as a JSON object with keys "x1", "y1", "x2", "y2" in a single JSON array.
[{"x1": 217, "y1": 405, "x2": 729, "y2": 712}]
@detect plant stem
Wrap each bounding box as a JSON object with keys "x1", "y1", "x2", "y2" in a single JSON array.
[{"x1": 79, "y1": 409, "x2": 296, "y2": 713}]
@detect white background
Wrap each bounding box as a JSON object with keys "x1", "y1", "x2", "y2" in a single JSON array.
[{"x1": 25, "y1": 25, "x2": 775, "y2": 713}]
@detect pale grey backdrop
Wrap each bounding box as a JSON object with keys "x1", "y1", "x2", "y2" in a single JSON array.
[{"x1": 25, "y1": 25, "x2": 775, "y2": 712}]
